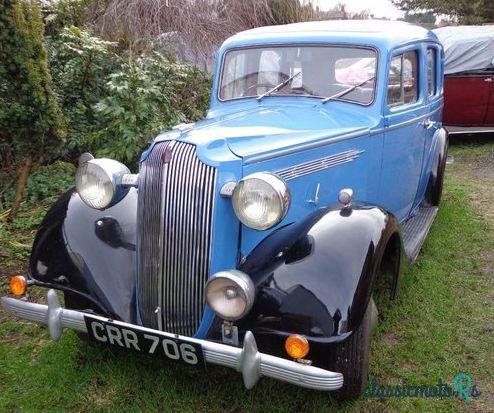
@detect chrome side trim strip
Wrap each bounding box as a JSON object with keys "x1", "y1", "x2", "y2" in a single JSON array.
[
  {"x1": 1, "y1": 291, "x2": 344, "y2": 392},
  {"x1": 277, "y1": 149, "x2": 364, "y2": 180},
  {"x1": 243, "y1": 128, "x2": 370, "y2": 164},
  {"x1": 243, "y1": 105, "x2": 443, "y2": 165},
  {"x1": 445, "y1": 125, "x2": 494, "y2": 134},
  {"x1": 385, "y1": 115, "x2": 427, "y2": 131},
  {"x1": 384, "y1": 105, "x2": 444, "y2": 131}
]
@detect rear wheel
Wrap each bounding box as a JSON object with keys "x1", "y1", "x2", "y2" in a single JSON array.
[
  {"x1": 327, "y1": 297, "x2": 376, "y2": 399},
  {"x1": 427, "y1": 147, "x2": 448, "y2": 206}
]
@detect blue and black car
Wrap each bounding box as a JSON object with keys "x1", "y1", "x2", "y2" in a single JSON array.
[{"x1": 2, "y1": 20, "x2": 448, "y2": 399}]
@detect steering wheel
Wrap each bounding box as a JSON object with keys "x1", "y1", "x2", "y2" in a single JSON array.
[{"x1": 290, "y1": 86, "x2": 315, "y2": 95}]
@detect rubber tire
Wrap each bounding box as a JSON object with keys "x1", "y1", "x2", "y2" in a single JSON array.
[
  {"x1": 328, "y1": 297, "x2": 375, "y2": 399},
  {"x1": 427, "y1": 148, "x2": 448, "y2": 207}
]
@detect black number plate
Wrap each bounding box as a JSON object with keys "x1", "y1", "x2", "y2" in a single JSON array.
[{"x1": 84, "y1": 315, "x2": 205, "y2": 367}]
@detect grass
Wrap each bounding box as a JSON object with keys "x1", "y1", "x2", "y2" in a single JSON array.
[
  {"x1": 448, "y1": 134, "x2": 494, "y2": 158},
  {"x1": 0, "y1": 143, "x2": 492, "y2": 412}
]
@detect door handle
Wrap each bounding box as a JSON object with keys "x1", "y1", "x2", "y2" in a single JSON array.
[
  {"x1": 484, "y1": 77, "x2": 493, "y2": 82},
  {"x1": 423, "y1": 119, "x2": 436, "y2": 130}
]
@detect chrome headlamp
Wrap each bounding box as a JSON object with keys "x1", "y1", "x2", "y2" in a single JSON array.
[
  {"x1": 205, "y1": 270, "x2": 255, "y2": 321},
  {"x1": 232, "y1": 172, "x2": 290, "y2": 230},
  {"x1": 75, "y1": 154, "x2": 131, "y2": 210}
]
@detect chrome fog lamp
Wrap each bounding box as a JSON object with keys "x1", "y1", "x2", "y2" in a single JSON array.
[
  {"x1": 205, "y1": 270, "x2": 255, "y2": 321},
  {"x1": 232, "y1": 172, "x2": 290, "y2": 230},
  {"x1": 75, "y1": 154, "x2": 130, "y2": 210}
]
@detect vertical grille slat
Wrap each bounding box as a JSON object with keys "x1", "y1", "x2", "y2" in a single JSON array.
[{"x1": 137, "y1": 141, "x2": 216, "y2": 335}]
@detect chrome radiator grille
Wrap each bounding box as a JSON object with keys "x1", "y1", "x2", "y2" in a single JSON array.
[{"x1": 137, "y1": 141, "x2": 216, "y2": 336}]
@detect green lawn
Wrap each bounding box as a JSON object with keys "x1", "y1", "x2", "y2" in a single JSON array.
[{"x1": 0, "y1": 143, "x2": 492, "y2": 412}]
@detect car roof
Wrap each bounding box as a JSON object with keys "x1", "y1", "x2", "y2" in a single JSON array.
[{"x1": 221, "y1": 20, "x2": 439, "y2": 51}]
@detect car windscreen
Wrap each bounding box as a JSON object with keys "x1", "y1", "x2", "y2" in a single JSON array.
[{"x1": 219, "y1": 45, "x2": 377, "y2": 105}]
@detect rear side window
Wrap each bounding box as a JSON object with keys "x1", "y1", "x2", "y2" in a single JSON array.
[
  {"x1": 387, "y1": 51, "x2": 419, "y2": 106},
  {"x1": 427, "y1": 48, "x2": 437, "y2": 96}
]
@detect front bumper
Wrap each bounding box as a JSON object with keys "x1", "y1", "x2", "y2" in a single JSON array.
[{"x1": 1, "y1": 289, "x2": 343, "y2": 391}]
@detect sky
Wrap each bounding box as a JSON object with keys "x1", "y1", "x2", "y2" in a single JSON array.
[{"x1": 311, "y1": 0, "x2": 404, "y2": 20}]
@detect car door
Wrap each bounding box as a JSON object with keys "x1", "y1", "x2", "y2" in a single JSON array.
[
  {"x1": 412, "y1": 45, "x2": 442, "y2": 206},
  {"x1": 379, "y1": 49, "x2": 427, "y2": 222}
]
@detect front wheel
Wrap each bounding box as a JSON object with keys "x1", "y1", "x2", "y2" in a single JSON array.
[{"x1": 327, "y1": 298, "x2": 376, "y2": 399}]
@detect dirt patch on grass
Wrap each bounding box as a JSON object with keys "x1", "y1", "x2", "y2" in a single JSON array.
[
  {"x1": 74, "y1": 378, "x2": 118, "y2": 410},
  {"x1": 381, "y1": 332, "x2": 399, "y2": 346},
  {"x1": 2, "y1": 334, "x2": 20, "y2": 345}
]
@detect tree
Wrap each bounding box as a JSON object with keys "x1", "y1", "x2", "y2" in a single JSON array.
[
  {"x1": 392, "y1": 0, "x2": 494, "y2": 24},
  {"x1": 0, "y1": 0, "x2": 66, "y2": 220},
  {"x1": 266, "y1": 0, "x2": 315, "y2": 24},
  {"x1": 46, "y1": 26, "x2": 118, "y2": 154},
  {"x1": 404, "y1": 11, "x2": 436, "y2": 26}
]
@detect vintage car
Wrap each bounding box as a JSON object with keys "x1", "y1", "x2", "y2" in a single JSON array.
[
  {"x1": 434, "y1": 25, "x2": 494, "y2": 134},
  {"x1": 2, "y1": 20, "x2": 448, "y2": 399}
]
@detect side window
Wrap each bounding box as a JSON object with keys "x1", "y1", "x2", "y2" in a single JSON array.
[
  {"x1": 387, "y1": 51, "x2": 419, "y2": 106},
  {"x1": 403, "y1": 51, "x2": 418, "y2": 103},
  {"x1": 335, "y1": 57, "x2": 376, "y2": 85},
  {"x1": 221, "y1": 52, "x2": 246, "y2": 99},
  {"x1": 388, "y1": 56, "x2": 402, "y2": 105},
  {"x1": 427, "y1": 48, "x2": 436, "y2": 96}
]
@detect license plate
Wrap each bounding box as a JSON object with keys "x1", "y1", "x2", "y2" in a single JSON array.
[{"x1": 84, "y1": 315, "x2": 205, "y2": 367}]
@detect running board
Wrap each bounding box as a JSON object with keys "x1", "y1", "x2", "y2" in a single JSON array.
[{"x1": 401, "y1": 206, "x2": 438, "y2": 263}]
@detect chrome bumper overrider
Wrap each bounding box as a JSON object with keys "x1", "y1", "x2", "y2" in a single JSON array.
[{"x1": 1, "y1": 290, "x2": 343, "y2": 391}]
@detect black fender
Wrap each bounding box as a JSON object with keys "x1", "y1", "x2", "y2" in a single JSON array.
[
  {"x1": 28, "y1": 188, "x2": 137, "y2": 323},
  {"x1": 426, "y1": 127, "x2": 449, "y2": 206},
  {"x1": 236, "y1": 203, "x2": 404, "y2": 344}
]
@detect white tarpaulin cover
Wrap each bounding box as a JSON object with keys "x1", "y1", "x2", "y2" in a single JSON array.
[{"x1": 433, "y1": 26, "x2": 494, "y2": 75}]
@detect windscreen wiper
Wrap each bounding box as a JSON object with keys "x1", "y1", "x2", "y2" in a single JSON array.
[
  {"x1": 321, "y1": 76, "x2": 375, "y2": 104},
  {"x1": 257, "y1": 71, "x2": 302, "y2": 101}
]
